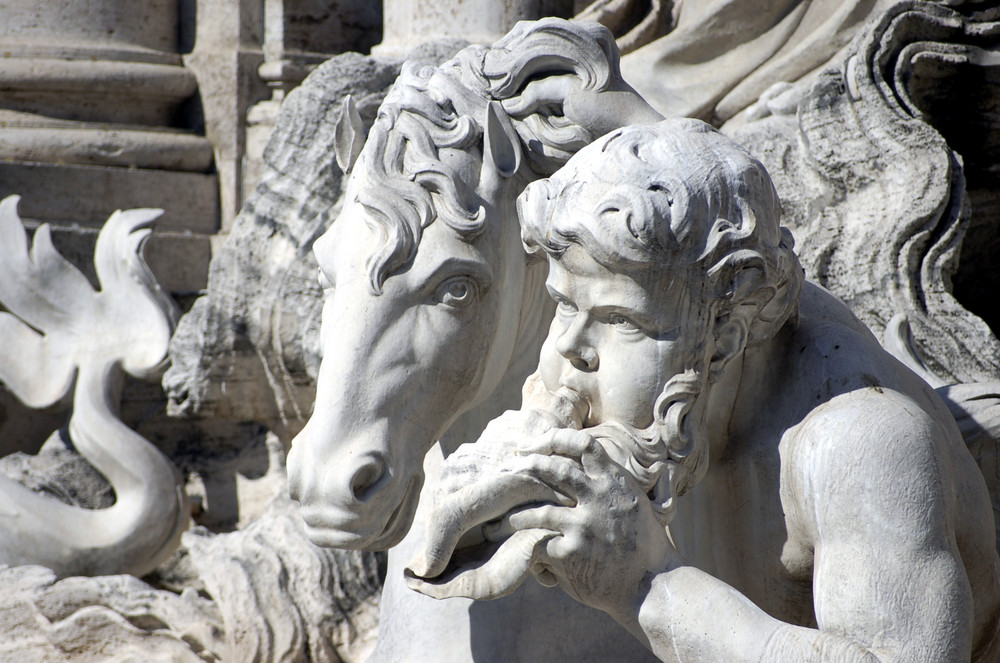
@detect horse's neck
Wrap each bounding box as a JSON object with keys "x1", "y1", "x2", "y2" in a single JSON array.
[{"x1": 439, "y1": 260, "x2": 554, "y2": 456}]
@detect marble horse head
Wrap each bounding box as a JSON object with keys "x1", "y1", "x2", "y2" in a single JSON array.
[{"x1": 287, "y1": 19, "x2": 626, "y2": 550}]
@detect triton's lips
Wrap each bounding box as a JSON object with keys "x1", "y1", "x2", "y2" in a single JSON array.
[{"x1": 298, "y1": 475, "x2": 423, "y2": 551}]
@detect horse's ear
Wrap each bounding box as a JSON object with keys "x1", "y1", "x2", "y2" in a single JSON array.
[
  {"x1": 334, "y1": 94, "x2": 366, "y2": 173},
  {"x1": 483, "y1": 100, "x2": 522, "y2": 179}
]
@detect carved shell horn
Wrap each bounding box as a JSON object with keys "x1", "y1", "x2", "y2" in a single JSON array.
[
  {"x1": 334, "y1": 94, "x2": 366, "y2": 173},
  {"x1": 483, "y1": 100, "x2": 522, "y2": 179}
]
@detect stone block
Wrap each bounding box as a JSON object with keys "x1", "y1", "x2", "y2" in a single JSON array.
[{"x1": 0, "y1": 162, "x2": 219, "y2": 235}]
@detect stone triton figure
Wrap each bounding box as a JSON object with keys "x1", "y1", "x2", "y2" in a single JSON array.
[{"x1": 406, "y1": 119, "x2": 1000, "y2": 662}]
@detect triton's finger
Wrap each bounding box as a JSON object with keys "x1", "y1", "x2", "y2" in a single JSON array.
[
  {"x1": 517, "y1": 428, "x2": 598, "y2": 459},
  {"x1": 500, "y1": 77, "x2": 572, "y2": 116},
  {"x1": 405, "y1": 528, "x2": 557, "y2": 601},
  {"x1": 506, "y1": 504, "x2": 567, "y2": 533},
  {"x1": 437, "y1": 452, "x2": 503, "y2": 495},
  {"x1": 483, "y1": 503, "x2": 567, "y2": 542},
  {"x1": 409, "y1": 473, "x2": 566, "y2": 578},
  {"x1": 545, "y1": 531, "x2": 576, "y2": 562},
  {"x1": 504, "y1": 454, "x2": 590, "y2": 495}
]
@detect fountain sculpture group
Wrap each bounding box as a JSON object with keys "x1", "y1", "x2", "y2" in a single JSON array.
[{"x1": 1, "y1": 1, "x2": 999, "y2": 661}]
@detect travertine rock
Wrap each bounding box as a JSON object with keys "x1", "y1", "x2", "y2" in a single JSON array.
[
  {"x1": 0, "y1": 494, "x2": 383, "y2": 663},
  {"x1": 0, "y1": 431, "x2": 116, "y2": 510},
  {"x1": 182, "y1": 494, "x2": 383, "y2": 663},
  {"x1": 0, "y1": 564, "x2": 224, "y2": 663},
  {"x1": 729, "y1": 1, "x2": 1000, "y2": 385}
]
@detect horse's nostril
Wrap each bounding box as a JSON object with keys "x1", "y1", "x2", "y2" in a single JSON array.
[{"x1": 350, "y1": 457, "x2": 387, "y2": 503}]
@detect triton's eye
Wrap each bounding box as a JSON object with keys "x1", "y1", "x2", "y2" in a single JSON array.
[
  {"x1": 610, "y1": 314, "x2": 639, "y2": 332},
  {"x1": 317, "y1": 268, "x2": 333, "y2": 290},
  {"x1": 555, "y1": 298, "x2": 576, "y2": 315},
  {"x1": 436, "y1": 276, "x2": 478, "y2": 308}
]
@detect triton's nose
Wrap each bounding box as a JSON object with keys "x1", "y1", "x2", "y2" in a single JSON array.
[{"x1": 555, "y1": 315, "x2": 599, "y2": 371}]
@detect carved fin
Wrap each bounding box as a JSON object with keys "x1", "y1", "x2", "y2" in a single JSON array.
[
  {"x1": 483, "y1": 101, "x2": 522, "y2": 179},
  {"x1": 334, "y1": 95, "x2": 366, "y2": 173},
  {"x1": 0, "y1": 196, "x2": 96, "y2": 337},
  {"x1": 93, "y1": 207, "x2": 178, "y2": 379}
]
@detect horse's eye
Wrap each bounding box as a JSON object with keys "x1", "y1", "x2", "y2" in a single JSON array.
[{"x1": 436, "y1": 276, "x2": 478, "y2": 308}]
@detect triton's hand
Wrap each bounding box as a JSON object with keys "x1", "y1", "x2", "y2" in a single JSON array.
[
  {"x1": 489, "y1": 430, "x2": 679, "y2": 621},
  {"x1": 501, "y1": 74, "x2": 663, "y2": 139}
]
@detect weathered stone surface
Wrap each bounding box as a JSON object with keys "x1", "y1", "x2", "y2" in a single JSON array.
[
  {"x1": 376, "y1": 0, "x2": 573, "y2": 56},
  {"x1": 182, "y1": 494, "x2": 383, "y2": 663},
  {"x1": 729, "y1": 1, "x2": 1000, "y2": 385},
  {"x1": 0, "y1": 564, "x2": 225, "y2": 663},
  {"x1": 0, "y1": 163, "x2": 218, "y2": 234},
  {"x1": 0, "y1": 1, "x2": 181, "y2": 56},
  {"x1": 0, "y1": 494, "x2": 383, "y2": 663},
  {"x1": 0, "y1": 0, "x2": 220, "y2": 290},
  {"x1": 0, "y1": 431, "x2": 115, "y2": 510}
]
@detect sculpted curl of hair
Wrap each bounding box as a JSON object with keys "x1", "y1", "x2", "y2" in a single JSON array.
[
  {"x1": 351, "y1": 19, "x2": 621, "y2": 293},
  {"x1": 519, "y1": 118, "x2": 804, "y2": 347}
]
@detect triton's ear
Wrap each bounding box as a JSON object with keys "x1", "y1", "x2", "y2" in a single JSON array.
[
  {"x1": 483, "y1": 100, "x2": 522, "y2": 179},
  {"x1": 334, "y1": 94, "x2": 366, "y2": 173},
  {"x1": 708, "y1": 316, "x2": 749, "y2": 383}
]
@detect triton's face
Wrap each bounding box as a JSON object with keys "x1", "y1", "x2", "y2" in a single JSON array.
[{"x1": 537, "y1": 241, "x2": 699, "y2": 429}]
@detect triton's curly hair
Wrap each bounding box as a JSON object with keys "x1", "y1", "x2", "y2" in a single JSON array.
[{"x1": 520, "y1": 118, "x2": 803, "y2": 348}]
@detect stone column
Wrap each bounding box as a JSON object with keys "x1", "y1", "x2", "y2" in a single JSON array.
[
  {"x1": 181, "y1": 0, "x2": 268, "y2": 234},
  {"x1": 0, "y1": 0, "x2": 218, "y2": 295},
  {"x1": 243, "y1": 0, "x2": 382, "y2": 201},
  {"x1": 374, "y1": 0, "x2": 574, "y2": 56}
]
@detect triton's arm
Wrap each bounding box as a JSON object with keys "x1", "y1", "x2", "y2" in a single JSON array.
[{"x1": 504, "y1": 395, "x2": 975, "y2": 662}]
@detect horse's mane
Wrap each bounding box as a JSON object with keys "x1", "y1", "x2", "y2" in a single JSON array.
[{"x1": 353, "y1": 18, "x2": 622, "y2": 294}]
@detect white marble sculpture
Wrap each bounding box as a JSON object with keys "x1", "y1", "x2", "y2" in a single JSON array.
[
  {"x1": 405, "y1": 120, "x2": 1000, "y2": 661},
  {"x1": 286, "y1": 11, "x2": 1000, "y2": 661},
  {"x1": 2, "y1": 2, "x2": 996, "y2": 661},
  {"x1": 0, "y1": 195, "x2": 188, "y2": 578},
  {"x1": 287, "y1": 19, "x2": 666, "y2": 662}
]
